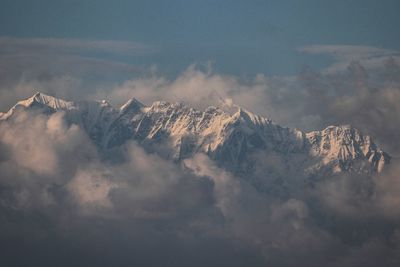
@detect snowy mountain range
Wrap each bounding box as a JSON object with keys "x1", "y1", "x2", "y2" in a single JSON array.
[{"x1": 0, "y1": 92, "x2": 390, "y2": 191}]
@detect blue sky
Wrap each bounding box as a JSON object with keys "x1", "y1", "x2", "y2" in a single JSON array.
[{"x1": 1, "y1": 0, "x2": 399, "y2": 76}]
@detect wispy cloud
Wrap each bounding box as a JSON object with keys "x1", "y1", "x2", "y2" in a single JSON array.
[
  {"x1": 299, "y1": 45, "x2": 400, "y2": 73},
  {"x1": 0, "y1": 36, "x2": 156, "y2": 55}
]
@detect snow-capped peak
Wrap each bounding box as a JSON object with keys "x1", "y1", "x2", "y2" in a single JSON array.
[
  {"x1": 120, "y1": 97, "x2": 145, "y2": 113},
  {"x1": 19, "y1": 92, "x2": 75, "y2": 110},
  {"x1": 0, "y1": 92, "x2": 73, "y2": 120},
  {"x1": 231, "y1": 107, "x2": 272, "y2": 127}
]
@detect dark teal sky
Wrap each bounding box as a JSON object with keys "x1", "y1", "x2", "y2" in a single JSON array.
[{"x1": 1, "y1": 0, "x2": 399, "y2": 76}]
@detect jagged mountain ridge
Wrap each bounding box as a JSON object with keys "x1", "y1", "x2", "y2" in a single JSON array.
[{"x1": 0, "y1": 93, "x2": 390, "y2": 180}]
